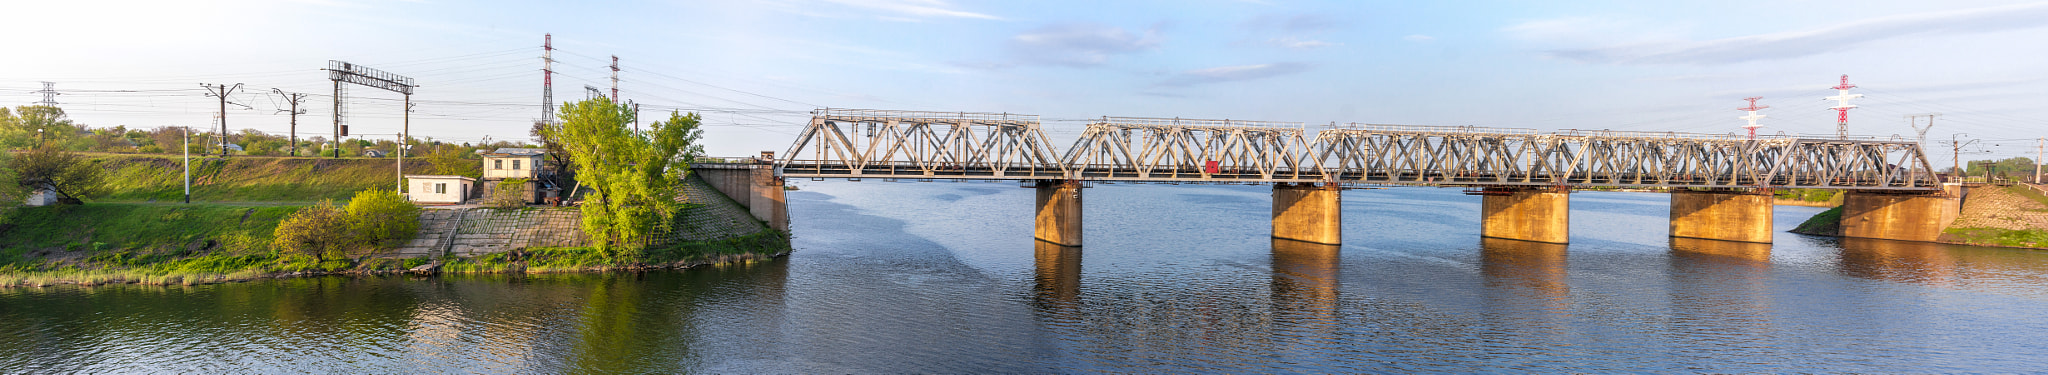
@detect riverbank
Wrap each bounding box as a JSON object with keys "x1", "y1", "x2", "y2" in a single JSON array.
[
  {"x1": 1790, "y1": 184, "x2": 2048, "y2": 249},
  {"x1": 0, "y1": 173, "x2": 793, "y2": 287},
  {"x1": 0, "y1": 232, "x2": 791, "y2": 288}
]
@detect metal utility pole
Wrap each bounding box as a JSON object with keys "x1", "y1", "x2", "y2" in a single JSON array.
[
  {"x1": 395, "y1": 133, "x2": 406, "y2": 193},
  {"x1": 183, "y1": 126, "x2": 191, "y2": 204},
  {"x1": 631, "y1": 100, "x2": 641, "y2": 134},
  {"x1": 333, "y1": 78, "x2": 346, "y2": 159},
  {"x1": 273, "y1": 89, "x2": 310, "y2": 156},
  {"x1": 1945, "y1": 133, "x2": 1980, "y2": 180},
  {"x1": 1825, "y1": 74, "x2": 1861, "y2": 140},
  {"x1": 2037, "y1": 137, "x2": 2043, "y2": 184},
  {"x1": 201, "y1": 83, "x2": 245, "y2": 155},
  {"x1": 33, "y1": 81, "x2": 59, "y2": 106}
]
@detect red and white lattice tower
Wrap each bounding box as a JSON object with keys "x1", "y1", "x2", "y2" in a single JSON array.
[
  {"x1": 1825, "y1": 74, "x2": 1861, "y2": 139},
  {"x1": 542, "y1": 34, "x2": 556, "y2": 125},
  {"x1": 1738, "y1": 97, "x2": 1769, "y2": 139},
  {"x1": 609, "y1": 55, "x2": 620, "y2": 101}
]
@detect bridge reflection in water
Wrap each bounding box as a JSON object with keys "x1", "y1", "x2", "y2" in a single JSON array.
[
  {"x1": 1480, "y1": 238, "x2": 1571, "y2": 313},
  {"x1": 1270, "y1": 239, "x2": 1341, "y2": 322},
  {"x1": 1033, "y1": 242, "x2": 1082, "y2": 308},
  {"x1": 1668, "y1": 237, "x2": 1777, "y2": 351}
]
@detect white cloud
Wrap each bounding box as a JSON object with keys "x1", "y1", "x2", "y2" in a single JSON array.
[
  {"x1": 819, "y1": 0, "x2": 1000, "y2": 20},
  {"x1": 1514, "y1": 2, "x2": 2048, "y2": 65},
  {"x1": 1271, "y1": 37, "x2": 1338, "y2": 49},
  {"x1": 1158, "y1": 62, "x2": 1311, "y2": 87},
  {"x1": 763, "y1": 0, "x2": 1000, "y2": 22},
  {"x1": 1005, "y1": 24, "x2": 1162, "y2": 67}
]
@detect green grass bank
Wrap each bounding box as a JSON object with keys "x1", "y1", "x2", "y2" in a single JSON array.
[{"x1": 94, "y1": 154, "x2": 430, "y2": 203}]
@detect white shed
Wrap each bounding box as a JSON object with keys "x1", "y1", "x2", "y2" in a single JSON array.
[{"x1": 404, "y1": 175, "x2": 475, "y2": 204}]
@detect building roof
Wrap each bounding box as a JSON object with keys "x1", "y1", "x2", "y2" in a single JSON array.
[
  {"x1": 404, "y1": 174, "x2": 477, "y2": 181},
  {"x1": 486, "y1": 148, "x2": 547, "y2": 156}
]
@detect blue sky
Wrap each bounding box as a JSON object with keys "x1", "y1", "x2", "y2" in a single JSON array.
[{"x1": 3, "y1": 0, "x2": 2045, "y2": 166}]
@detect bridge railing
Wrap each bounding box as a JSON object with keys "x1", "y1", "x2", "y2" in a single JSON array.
[
  {"x1": 816, "y1": 108, "x2": 1041, "y2": 127},
  {"x1": 1094, "y1": 116, "x2": 1305, "y2": 132},
  {"x1": 1332, "y1": 123, "x2": 1542, "y2": 136}
]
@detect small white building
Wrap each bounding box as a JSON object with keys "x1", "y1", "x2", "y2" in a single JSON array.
[
  {"x1": 404, "y1": 175, "x2": 475, "y2": 204},
  {"x1": 482, "y1": 148, "x2": 546, "y2": 179},
  {"x1": 24, "y1": 185, "x2": 59, "y2": 206}
]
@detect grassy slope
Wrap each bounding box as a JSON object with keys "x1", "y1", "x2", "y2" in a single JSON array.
[
  {"x1": 1790, "y1": 205, "x2": 1843, "y2": 236},
  {"x1": 95, "y1": 154, "x2": 431, "y2": 203},
  {"x1": 0, "y1": 203, "x2": 373, "y2": 286}
]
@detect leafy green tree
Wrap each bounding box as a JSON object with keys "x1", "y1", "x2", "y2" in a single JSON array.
[
  {"x1": 0, "y1": 152, "x2": 23, "y2": 215},
  {"x1": 1965, "y1": 157, "x2": 2036, "y2": 178},
  {"x1": 8, "y1": 146, "x2": 108, "y2": 204},
  {"x1": 1, "y1": 106, "x2": 77, "y2": 150},
  {"x1": 541, "y1": 97, "x2": 704, "y2": 257},
  {"x1": 345, "y1": 188, "x2": 421, "y2": 248},
  {"x1": 423, "y1": 144, "x2": 481, "y2": 177}
]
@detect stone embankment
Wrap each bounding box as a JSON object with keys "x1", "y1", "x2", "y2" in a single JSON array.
[
  {"x1": 379, "y1": 173, "x2": 777, "y2": 260},
  {"x1": 1948, "y1": 184, "x2": 2048, "y2": 231}
]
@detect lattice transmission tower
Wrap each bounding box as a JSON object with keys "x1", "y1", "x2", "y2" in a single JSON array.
[
  {"x1": 33, "y1": 82, "x2": 59, "y2": 106},
  {"x1": 1825, "y1": 74, "x2": 1861, "y2": 139},
  {"x1": 1737, "y1": 97, "x2": 1768, "y2": 139}
]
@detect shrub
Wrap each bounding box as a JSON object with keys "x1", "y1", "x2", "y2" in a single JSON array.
[
  {"x1": 485, "y1": 178, "x2": 529, "y2": 208},
  {"x1": 345, "y1": 188, "x2": 421, "y2": 248},
  {"x1": 271, "y1": 201, "x2": 355, "y2": 260}
]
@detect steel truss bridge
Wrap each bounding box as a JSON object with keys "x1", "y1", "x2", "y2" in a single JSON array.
[{"x1": 778, "y1": 109, "x2": 1940, "y2": 191}]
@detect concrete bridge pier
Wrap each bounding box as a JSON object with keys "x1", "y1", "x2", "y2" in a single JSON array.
[
  {"x1": 1481, "y1": 187, "x2": 1570, "y2": 244},
  {"x1": 1669, "y1": 188, "x2": 1774, "y2": 243},
  {"x1": 1272, "y1": 183, "x2": 1342, "y2": 245},
  {"x1": 1840, "y1": 186, "x2": 1962, "y2": 242},
  {"x1": 1035, "y1": 179, "x2": 1084, "y2": 247}
]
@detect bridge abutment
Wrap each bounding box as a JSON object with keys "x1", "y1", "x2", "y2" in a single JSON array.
[
  {"x1": 1272, "y1": 183, "x2": 1342, "y2": 245},
  {"x1": 1035, "y1": 180, "x2": 1084, "y2": 247},
  {"x1": 691, "y1": 156, "x2": 789, "y2": 232},
  {"x1": 1669, "y1": 188, "x2": 1774, "y2": 243},
  {"x1": 1841, "y1": 187, "x2": 1960, "y2": 242},
  {"x1": 1481, "y1": 187, "x2": 1570, "y2": 244}
]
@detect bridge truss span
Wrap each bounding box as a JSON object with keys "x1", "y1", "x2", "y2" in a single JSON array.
[
  {"x1": 779, "y1": 109, "x2": 1940, "y2": 190},
  {"x1": 1064, "y1": 117, "x2": 1325, "y2": 182},
  {"x1": 782, "y1": 108, "x2": 1068, "y2": 179}
]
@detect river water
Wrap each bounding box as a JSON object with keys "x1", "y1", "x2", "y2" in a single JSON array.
[{"x1": 5, "y1": 181, "x2": 2048, "y2": 372}]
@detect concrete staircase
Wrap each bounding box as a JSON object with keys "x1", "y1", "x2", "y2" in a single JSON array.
[{"x1": 374, "y1": 172, "x2": 769, "y2": 259}]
